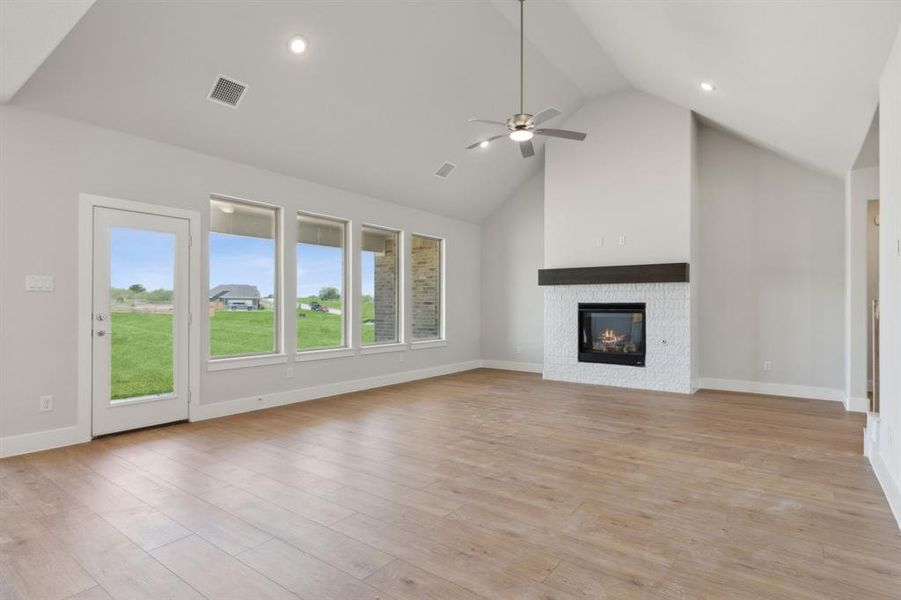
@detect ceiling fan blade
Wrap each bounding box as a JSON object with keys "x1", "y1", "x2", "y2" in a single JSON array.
[
  {"x1": 465, "y1": 134, "x2": 507, "y2": 150},
  {"x1": 468, "y1": 118, "x2": 507, "y2": 126},
  {"x1": 528, "y1": 107, "x2": 561, "y2": 126},
  {"x1": 534, "y1": 128, "x2": 587, "y2": 141},
  {"x1": 519, "y1": 139, "x2": 535, "y2": 158}
]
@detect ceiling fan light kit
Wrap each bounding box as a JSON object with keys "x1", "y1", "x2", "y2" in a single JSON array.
[{"x1": 466, "y1": 0, "x2": 587, "y2": 158}]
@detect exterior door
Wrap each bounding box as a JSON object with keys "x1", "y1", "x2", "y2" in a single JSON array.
[{"x1": 92, "y1": 207, "x2": 191, "y2": 435}]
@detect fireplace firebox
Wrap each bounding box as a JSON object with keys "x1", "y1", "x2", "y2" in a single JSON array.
[{"x1": 578, "y1": 303, "x2": 646, "y2": 366}]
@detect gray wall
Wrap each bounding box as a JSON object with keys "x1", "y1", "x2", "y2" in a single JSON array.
[
  {"x1": 697, "y1": 124, "x2": 845, "y2": 392},
  {"x1": 480, "y1": 172, "x2": 544, "y2": 367},
  {"x1": 0, "y1": 106, "x2": 481, "y2": 440},
  {"x1": 544, "y1": 90, "x2": 694, "y2": 269}
]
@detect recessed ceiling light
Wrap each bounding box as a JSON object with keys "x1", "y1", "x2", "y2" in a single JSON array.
[
  {"x1": 220, "y1": 204, "x2": 236, "y2": 214},
  {"x1": 699, "y1": 81, "x2": 716, "y2": 93},
  {"x1": 479, "y1": 140, "x2": 490, "y2": 148},
  {"x1": 509, "y1": 129, "x2": 534, "y2": 142},
  {"x1": 288, "y1": 36, "x2": 308, "y2": 55}
]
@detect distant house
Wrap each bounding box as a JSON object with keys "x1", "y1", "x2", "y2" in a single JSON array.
[{"x1": 209, "y1": 284, "x2": 262, "y2": 310}]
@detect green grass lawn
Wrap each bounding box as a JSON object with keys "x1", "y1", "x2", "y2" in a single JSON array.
[
  {"x1": 110, "y1": 301, "x2": 377, "y2": 399},
  {"x1": 210, "y1": 310, "x2": 275, "y2": 356},
  {"x1": 110, "y1": 312, "x2": 173, "y2": 400}
]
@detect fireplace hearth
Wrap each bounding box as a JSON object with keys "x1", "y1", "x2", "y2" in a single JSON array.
[{"x1": 578, "y1": 303, "x2": 646, "y2": 366}]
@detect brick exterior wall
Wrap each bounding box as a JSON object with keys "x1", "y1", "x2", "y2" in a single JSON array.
[
  {"x1": 411, "y1": 236, "x2": 441, "y2": 339},
  {"x1": 373, "y1": 238, "x2": 398, "y2": 342}
]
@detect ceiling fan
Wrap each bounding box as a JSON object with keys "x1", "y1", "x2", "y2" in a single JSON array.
[{"x1": 467, "y1": 0, "x2": 587, "y2": 158}]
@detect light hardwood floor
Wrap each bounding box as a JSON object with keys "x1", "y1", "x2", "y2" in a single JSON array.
[{"x1": 1, "y1": 369, "x2": 899, "y2": 599}]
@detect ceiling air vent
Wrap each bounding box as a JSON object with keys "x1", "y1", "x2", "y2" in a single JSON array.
[
  {"x1": 207, "y1": 75, "x2": 247, "y2": 108},
  {"x1": 434, "y1": 162, "x2": 456, "y2": 179}
]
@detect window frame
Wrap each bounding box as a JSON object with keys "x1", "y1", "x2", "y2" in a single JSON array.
[
  {"x1": 207, "y1": 194, "x2": 283, "y2": 363},
  {"x1": 295, "y1": 210, "x2": 351, "y2": 354},
  {"x1": 360, "y1": 223, "x2": 403, "y2": 348},
  {"x1": 410, "y1": 232, "x2": 446, "y2": 344}
]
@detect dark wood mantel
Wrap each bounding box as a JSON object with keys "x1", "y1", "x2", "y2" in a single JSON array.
[{"x1": 538, "y1": 262, "x2": 689, "y2": 286}]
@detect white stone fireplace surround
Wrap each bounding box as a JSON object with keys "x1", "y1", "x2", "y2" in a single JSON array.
[{"x1": 543, "y1": 282, "x2": 692, "y2": 393}]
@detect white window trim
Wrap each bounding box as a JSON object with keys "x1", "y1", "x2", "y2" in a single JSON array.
[
  {"x1": 360, "y1": 223, "x2": 404, "y2": 347},
  {"x1": 208, "y1": 193, "x2": 283, "y2": 362},
  {"x1": 360, "y1": 342, "x2": 407, "y2": 355},
  {"x1": 207, "y1": 353, "x2": 289, "y2": 371},
  {"x1": 296, "y1": 210, "x2": 352, "y2": 354},
  {"x1": 295, "y1": 347, "x2": 357, "y2": 362},
  {"x1": 410, "y1": 339, "x2": 447, "y2": 350},
  {"x1": 410, "y1": 232, "x2": 446, "y2": 344}
]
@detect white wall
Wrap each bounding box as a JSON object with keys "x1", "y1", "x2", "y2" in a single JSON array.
[
  {"x1": 480, "y1": 172, "x2": 544, "y2": 370},
  {"x1": 845, "y1": 166, "x2": 879, "y2": 407},
  {"x1": 697, "y1": 124, "x2": 846, "y2": 399},
  {"x1": 544, "y1": 89, "x2": 693, "y2": 269},
  {"x1": 0, "y1": 106, "x2": 481, "y2": 449},
  {"x1": 867, "y1": 25, "x2": 901, "y2": 527}
]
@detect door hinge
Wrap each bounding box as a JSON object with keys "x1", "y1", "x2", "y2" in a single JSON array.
[
  {"x1": 188, "y1": 312, "x2": 193, "y2": 325},
  {"x1": 188, "y1": 234, "x2": 193, "y2": 248},
  {"x1": 187, "y1": 390, "x2": 192, "y2": 405}
]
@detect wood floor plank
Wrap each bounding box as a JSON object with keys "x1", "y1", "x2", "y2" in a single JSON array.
[
  {"x1": 39, "y1": 507, "x2": 204, "y2": 600},
  {"x1": 365, "y1": 559, "x2": 489, "y2": 600},
  {"x1": 237, "y1": 538, "x2": 389, "y2": 600},
  {"x1": 150, "y1": 535, "x2": 297, "y2": 600},
  {"x1": 0, "y1": 369, "x2": 896, "y2": 600},
  {"x1": 0, "y1": 515, "x2": 96, "y2": 600},
  {"x1": 96, "y1": 504, "x2": 192, "y2": 552}
]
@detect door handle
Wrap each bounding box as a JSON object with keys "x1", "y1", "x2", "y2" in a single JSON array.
[{"x1": 96, "y1": 330, "x2": 107, "y2": 337}]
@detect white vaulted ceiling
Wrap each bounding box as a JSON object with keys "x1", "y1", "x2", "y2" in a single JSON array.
[
  {"x1": 567, "y1": 0, "x2": 901, "y2": 177},
  {"x1": 0, "y1": 0, "x2": 95, "y2": 103},
  {"x1": 8, "y1": 0, "x2": 597, "y2": 222},
  {"x1": 6, "y1": 1, "x2": 901, "y2": 220}
]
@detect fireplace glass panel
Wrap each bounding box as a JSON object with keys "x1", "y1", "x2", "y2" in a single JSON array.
[{"x1": 578, "y1": 303, "x2": 646, "y2": 366}]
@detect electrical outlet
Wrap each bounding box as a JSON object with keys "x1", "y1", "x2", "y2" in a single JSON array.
[
  {"x1": 763, "y1": 360, "x2": 772, "y2": 372},
  {"x1": 399, "y1": 353, "x2": 405, "y2": 362},
  {"x1": 39, "y1": 395, "x2": 53, "y2": 412},
  {"x1": 618, "y1": 235, "x2": 626, "y2": 246},
  {"x1": 516, "y1": 345, "x2": 523, "y2": 355},
  {"x1": 594, "y1": 237, "x2": 604, "y2": 248},
  {"x1": 286, "y1": 366, "x2": 294, "y2": 379}
]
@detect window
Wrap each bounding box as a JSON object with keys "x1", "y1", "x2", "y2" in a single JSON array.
[
  {"x1": 209, "y1": 198, "x2": 279, "y2": 358},
  {"x1": 361, "y1": 225, "x2": 400, "y2": 345},
  {"x1": 297, "y1": 213, "x2": 348, "y2": 351},
  {"x1": 411, "y1": 234, "x2": 443, "y2": 341}
]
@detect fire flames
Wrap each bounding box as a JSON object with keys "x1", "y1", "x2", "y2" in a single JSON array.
[{"x1": 599, "y1": 329, "x2": 627, "y2": 346}]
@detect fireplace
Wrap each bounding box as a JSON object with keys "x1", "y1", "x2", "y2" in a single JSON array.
[{"x1": 578, "y1": 303, "x2": 646, "y2": 366}]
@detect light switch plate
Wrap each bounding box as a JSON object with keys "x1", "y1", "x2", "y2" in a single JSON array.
[{"x1": 25, "y1": 275, "x2": 54, "y2": 292}]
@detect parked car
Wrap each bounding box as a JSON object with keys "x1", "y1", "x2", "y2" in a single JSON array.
[
  {"x1": 227, "y1": 299, "x2": 255, "y2": 311},
  {"x1": 309, "y1": 302, "x2": 330, "y2": 313}
]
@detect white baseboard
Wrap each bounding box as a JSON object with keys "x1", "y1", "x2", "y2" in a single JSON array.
[
  {"x1": 844, "y1": 396, "x2": 869, "y2": 413},
  {"x1": 192, "y1": 360, "x2": 481, "y2": 421},
  {"x1": 698, "y1": 378, "x2": 845, "y2": 403},
  {"x1": 479, "y1": 360, "x2": 543, "y2": 373},
  {"x1": 865, "y1": 431, "x2": 901, "y2": 531},
  {"x1": 0, "y1": 425, "x2": 89, "y2": 459}
]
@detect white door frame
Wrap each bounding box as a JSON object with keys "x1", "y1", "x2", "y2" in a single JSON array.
[{"x1": 78, "y1": 193, "x2": 201, "y2": 440}]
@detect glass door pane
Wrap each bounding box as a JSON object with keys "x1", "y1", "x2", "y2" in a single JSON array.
[{"x1": 109, "y1": 227, "x2": 175, "y2": 400}]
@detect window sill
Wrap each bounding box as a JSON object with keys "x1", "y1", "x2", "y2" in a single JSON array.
[
  {"x1": 410, "y1": 339, "x2": 447, "y2": 350},
  {"x1": 207, "y1": 353, "x2": 289, "y2": 372},
  {"x1": 295, "y1": 347, "x2": 356, "y2": 362},
  {"x1": 360, "y1": 342, "x2": 407, "y2": 355}
]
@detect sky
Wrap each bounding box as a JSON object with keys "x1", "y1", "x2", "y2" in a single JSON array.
[
  {"x1": 112, "y1": 228, "x2": 375, "y2": 298},
  {"x1": 110, "y1": 227, "x2": 175, "y2": 291}
]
